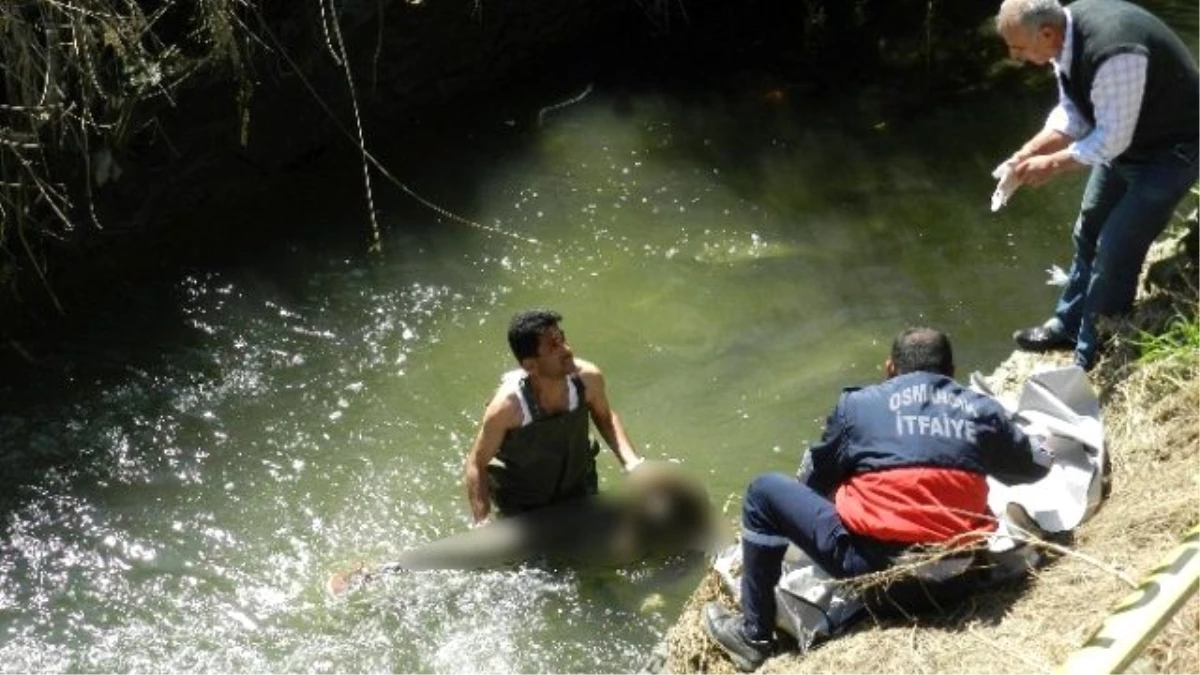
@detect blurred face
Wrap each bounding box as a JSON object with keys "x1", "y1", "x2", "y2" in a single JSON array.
[
  {"x1": 1000, "y1": 23, "x2": 1062, "y2": 65},
  {"x1": 524, "y1": 326, "x2": 576, "y2": 377}
]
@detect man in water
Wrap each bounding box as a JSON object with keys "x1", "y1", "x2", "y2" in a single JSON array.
[
  {"x1": 702, "y1": 327, "x2": 1051, "y2": 671},
  {"x1": 463, "y1": 309, "x2": 644, "y2": 524},
  {"x1": 996, "y1": 0, "x2": 1198, "y2": 370}
]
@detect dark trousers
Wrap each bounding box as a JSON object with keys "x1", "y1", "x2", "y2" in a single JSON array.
[
  {"x1": 739, "y1": 473, "x2": 905, "y2": 640},
  {"x1": 1054, "y1": 139, "x2": 1198, "y2": 368}
]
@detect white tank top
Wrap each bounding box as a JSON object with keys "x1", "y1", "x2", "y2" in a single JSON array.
[{"x1": 499, "y1": 369, "x2": 582, "y2": 427}]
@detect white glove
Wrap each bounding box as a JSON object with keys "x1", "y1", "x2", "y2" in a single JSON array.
[
  {"x1": 623, "y1": 456, "x2": 646, "y2": 474},
  {"x1": 991, "y1": 159, "x2": 1022, "y2": 212}
]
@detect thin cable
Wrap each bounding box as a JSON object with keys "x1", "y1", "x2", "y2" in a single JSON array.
[{"x1": 251, "y1": 5, "x2": 540, "y2": 247}]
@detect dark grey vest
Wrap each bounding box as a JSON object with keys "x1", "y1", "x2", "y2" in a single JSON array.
[
  {"x1": 487, "y1": 374, "x2": 599, "y2": 515},
  {"x1": 1063, "y1": 0, "x2": 1199, "y2": 160}
]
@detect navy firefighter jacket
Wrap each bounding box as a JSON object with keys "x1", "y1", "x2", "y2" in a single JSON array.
[{"x1": 802, "y1": 371, "x2": 1051, "y2": 544}]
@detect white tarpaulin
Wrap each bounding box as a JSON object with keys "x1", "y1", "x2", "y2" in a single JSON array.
[
  {"x1": 979, "y1": 365, "x2": 1106, "y2": 534},
  {"x1": 712, "y1": 365, "x2": 1107, "y2": 648},
  {"x1": 713, "y1": 543, "x2": 866, "y2": 652}
]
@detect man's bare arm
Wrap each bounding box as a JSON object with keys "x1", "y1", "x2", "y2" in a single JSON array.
[
  {"x1": 463, "y1": 394, "x2": 520, "y2": 523},
  {"x1": 1014, "y1": 149, "x2": 1085, "y2": 186},
  {"x1": 1010, "y1": 128, "x2": 1084, "y2": 187},
  {"x1": 1012, "y1": 128, "x2": 1074, "y2": 163},
  {"x1": 578, "y1": 360, "x2": 642, "y2": 471}
]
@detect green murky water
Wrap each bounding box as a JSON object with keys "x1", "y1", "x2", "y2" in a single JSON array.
[{"x1": 0, "y1": 80, "x2": 1085, "y2": 672}]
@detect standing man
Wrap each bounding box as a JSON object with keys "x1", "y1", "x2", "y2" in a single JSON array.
[
  {"x1": 996, "y1": 0, "x2": 1198, "y2": 370},
  {"x1": 463, "y1": 309, "x2": 644, "y2": 524},
  {"x1": 703, "y1": 327, "x2": 1051, "y2": 672}
]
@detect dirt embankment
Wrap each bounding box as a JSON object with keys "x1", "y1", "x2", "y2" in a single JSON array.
[{"x1": 662, "y1": 231, "x2": 1199, "y2": 675}]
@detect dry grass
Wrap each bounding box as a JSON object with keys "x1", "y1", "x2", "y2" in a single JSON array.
[
  {"x1": 664, "y1": 235, "x2": 1200, "y2": 674},
  {"x1": 0, "y1": 0, "x2": 255, "y2": 303}
]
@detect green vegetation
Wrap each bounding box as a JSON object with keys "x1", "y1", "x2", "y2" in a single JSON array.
[
  {"x1": 1135, "y1": 311, "x2": 1199, "y2": 367},
  {"x1": 1123, "y1": 186, "x2": 1199, "y2": 390}
]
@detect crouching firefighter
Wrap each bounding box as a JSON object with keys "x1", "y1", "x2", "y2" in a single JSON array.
[{"x1": 703, "y1": 327, "x2": 1052, "y2": 671}]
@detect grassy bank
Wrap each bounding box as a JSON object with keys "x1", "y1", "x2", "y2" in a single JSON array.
[{"x1": 663, "y1": 228, "x2": 1199, "y2": 674}]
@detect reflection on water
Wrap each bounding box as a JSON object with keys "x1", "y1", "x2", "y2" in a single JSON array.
[{"x1": 0, "y1": 80, "x2": 1083, "y2": 672}]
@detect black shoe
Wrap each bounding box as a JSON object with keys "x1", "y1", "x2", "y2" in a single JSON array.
[
  {"x1": 1074, "y1": 351, "x2": 1098, "y2": 372},
  {"x1": 702, "y1": 602, "x2": 772, "y2": 672},
  {"x1": 1013, "y1": 324, "x2": 1074, "y2": 352}
]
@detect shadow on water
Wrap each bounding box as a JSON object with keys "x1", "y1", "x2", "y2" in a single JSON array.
[
  {"x1": 3, "y1": 0, "x2": 1157, "y2": 508},
  {"x1": 0, "y1": 108, "x2": 518, "y2": 499}
]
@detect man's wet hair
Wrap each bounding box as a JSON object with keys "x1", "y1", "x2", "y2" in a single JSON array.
[
  {"x1": 890, "y1": 326, "x2": 954, "y2": 376},
  {"x1": 508, "y1": 309, "x2": 563, "y2": 361}
]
